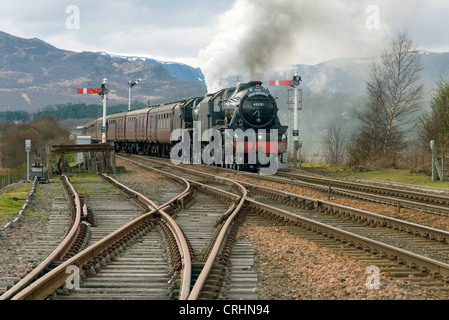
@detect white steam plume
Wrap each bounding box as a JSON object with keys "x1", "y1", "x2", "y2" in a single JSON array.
[
  {"x1": 199, "y1": 0, "x2": 305, "y2": 92},
  {"x1": 198, "y1": 0, "x2": 399, "y2": 93}
]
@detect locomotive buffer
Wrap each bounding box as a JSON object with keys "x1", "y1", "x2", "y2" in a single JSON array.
[
  {"x1": 269, "y1": 75, "x2": 302, "y2": 169},
  {"x1": 77, "y1": 78, "x2": 109, "y2": 143}
]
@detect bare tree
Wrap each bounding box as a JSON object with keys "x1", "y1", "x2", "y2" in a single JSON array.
[
  {"x1": 370, "y1": 30, "x2": 424, "y2": 153},
  {"x1": 322, "y1": 117, "x2": 350, "y2": 166},
  {"x1": 349, "y1": 30, "x2": 424, "y2": 167}
]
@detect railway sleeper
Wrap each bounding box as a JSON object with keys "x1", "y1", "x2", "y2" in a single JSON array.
[
  {"x1": 55, "y1": 221, "x2": 160, "y2": 297},
  {"x1": 59, "y1": 221, "x2": 92, "y2": 262},
  {"x1": 83, "y1": 222, "x2": 155, "y2": 275},
  {"x1": 157, "y1": 219, "x2": 183, "y2": 272}
]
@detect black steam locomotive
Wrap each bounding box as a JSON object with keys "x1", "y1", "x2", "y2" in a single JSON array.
[{"x1": 83, "y1": 81, "x2": 288, "y2": 174}]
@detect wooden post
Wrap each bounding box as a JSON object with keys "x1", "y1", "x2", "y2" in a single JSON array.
[
  {"x1": 58, "y1": 153, "x2": 65, "y2": 175},
  {"x1": 51, "y1": 144, "x2": 114, "y2": 175}
]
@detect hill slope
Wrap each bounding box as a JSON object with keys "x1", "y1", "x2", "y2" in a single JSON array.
[{"x1": 0, "y1": 31, "x2": 207, "y2": 112}]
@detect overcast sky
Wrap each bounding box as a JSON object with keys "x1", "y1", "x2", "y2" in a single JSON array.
[{"x1": 1, "y1": 0, "x2": 449, "y2": 70}]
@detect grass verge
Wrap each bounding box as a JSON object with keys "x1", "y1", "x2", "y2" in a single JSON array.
[{"x1": 301, "y1": 163, "x2": 449, "y2": 189}]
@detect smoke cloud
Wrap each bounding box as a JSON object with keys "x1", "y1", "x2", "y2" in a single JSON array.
[
  {"x1": 199, "y1": 0, "x2": 305, "y2": 92},
  {"x1": 198, "y1": 0, "x2": 402, "y2": 93}
]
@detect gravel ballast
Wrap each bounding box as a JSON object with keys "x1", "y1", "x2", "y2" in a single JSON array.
[
  {"x1": 238, "y1": 220, "x2": 448, "y2": 300},
  {"x1": 2, "y1": 160, "x2": 449, "y2": 300}
]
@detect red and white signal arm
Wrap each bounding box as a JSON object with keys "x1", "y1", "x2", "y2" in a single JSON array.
[
  {"x1": 77, "y1": 88, "x2": 101, "y2": 94},
  {"x1": 269, "y1": 76, "x2": 301, "y2": 87},
  {"x1": 269, "y1": 80, "x2": 294, "y2": 86}
]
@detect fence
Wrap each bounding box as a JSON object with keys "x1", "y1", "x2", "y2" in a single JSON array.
[{"x1": 0, "y1": 163, "x2": 27, "y2": 190}]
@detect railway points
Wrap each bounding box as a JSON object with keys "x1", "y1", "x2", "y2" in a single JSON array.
[{"x1": 3, "y1": 146, "x2": 449, "y2": 301}]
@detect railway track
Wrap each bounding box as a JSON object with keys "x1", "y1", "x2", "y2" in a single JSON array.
[
  {"x1": 116, "y1": 155, "x2": 255, "y2": 300},
  {"x1": 0, "y1": 178, "x2": 71, "y2": 295},
  {"x1": 243, "y1": 182, "x2": 449, "y2": 281},
  {"x1": 0, "y1": 175, "x2": 88, "y2": 299},
  {"x1": 4, "y1": 153, "x2": 449, "y2": 300},
  {"x1": 134, "y1": 157, "x2": 449, "y2": 292},
  {"x1": 2, "y1": 155, "x2": 252, "y2": 300},
  {"x1": 157, "y1": 156, "x2": 449, "y2": 217},
  {"x1": 50, "y1": 175, "x2": 175, "y2": 300},
  {"x1": 1, "y1": 172, "x2": 192, "y2": 300},
  {"x1": 244, "y1": 213, "x2": 449, "y2": 296},
  {"x1": 275, "y1": 170, "x2": 449, "y2": 216}
]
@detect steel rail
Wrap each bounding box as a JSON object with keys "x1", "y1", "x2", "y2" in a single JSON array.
[
  {"x1": 246, "y1": 198, "x2": 449, "y2": 281},
  {"x1": 7, "y1": 169, "x2": 193, "y2": 300},
  {"x1": 277, "y1": 171, "x2": 449, "y2": 206},
  {"x1": 125, "y1": 156, "x2": 249, "y2": 300},
  {"x1": 10, "y1": 208, "x2": 158, "y2": 300},
  {"x1": 241, "y1": 181, "x2": 449, "y2": 243},
  {"x1": 111, "y1": 157, "x2": 200, "y2": 300},
  {"x1": 132, "y1": 158, "x2": 449, "y2": 239},
  {"x1": 151, "y1": 158, "x2": 449, "y2": 215},
  {"x1": 1, "y1": 175, "x2": 83, "y2": 300},
  {"x1": 115, "y1": 155, "x2": 192, "y2": 210},
  {"x1": 100, "y1": 173, "x2": 193, "y2": 300},
  {"x1": 247, "y1": 171, "x2": 449, "y2": 216},
  {"x1": 187, "y1": 180, "x2": 247, "y2": 300},
  {"x1": 128, "y1": 157, "x2": 449, "y2": 284}
]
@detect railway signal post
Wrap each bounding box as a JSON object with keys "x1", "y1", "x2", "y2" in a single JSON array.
[
  {"x1": 77, "y1": 78, "x2": 109, "y2": 143},
  {"x1": 269, "y1": 75, "x2": 303, "y2": 169},
  {"x1": 128, "y1": 78, "x2": 142, "y2": 111},
  {"x1": 25, "y1": 140, "x2": 31, "y2": 182}
]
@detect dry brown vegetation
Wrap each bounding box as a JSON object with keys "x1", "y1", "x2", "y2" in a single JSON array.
[{"x1": 0, "y1": 116, "x2": 71, "y2": 169}]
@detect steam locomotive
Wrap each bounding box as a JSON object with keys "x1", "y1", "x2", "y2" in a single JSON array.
[{"x1": 82, "y1": 81, "x2": 288, "y2": 173}]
